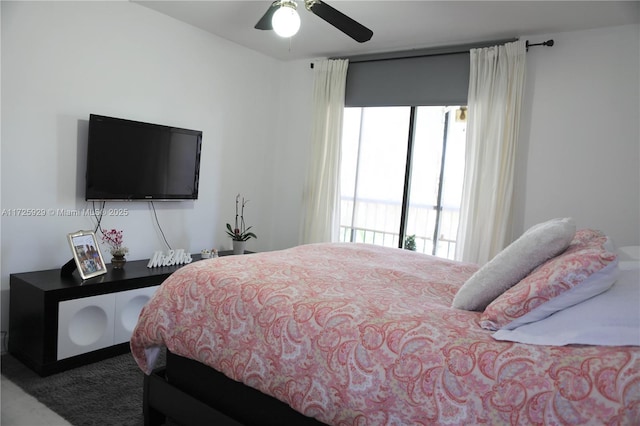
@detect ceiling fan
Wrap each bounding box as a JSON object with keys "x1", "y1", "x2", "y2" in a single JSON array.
[{"x1": 255, "y1": 0, "x2": 373, "y2": 43}]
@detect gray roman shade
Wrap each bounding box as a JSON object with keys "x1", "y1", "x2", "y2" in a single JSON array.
[{"x1": 343, "y1": 39, "x2": 516, "y2": 107}]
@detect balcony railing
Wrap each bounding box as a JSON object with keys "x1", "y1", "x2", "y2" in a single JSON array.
[{"x1": 339, "y1": 198, "x2": 459, "y2": 260}]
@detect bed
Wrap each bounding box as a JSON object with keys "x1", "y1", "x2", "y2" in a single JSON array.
[{"x1": 131, "y1": 220, "x2": 640, "y2": 425}]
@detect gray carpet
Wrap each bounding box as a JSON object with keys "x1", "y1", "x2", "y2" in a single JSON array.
[{"x1": 1, "y1": 352, "x2": 164, "y2": 426}]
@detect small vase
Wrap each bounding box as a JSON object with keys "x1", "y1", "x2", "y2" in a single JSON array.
[
  {"x1": 232, "y1": 240, "x2": 246, "y2": 255},
  {"x1": 111, "y1": 254, "x2": 127, "y2": 269}
]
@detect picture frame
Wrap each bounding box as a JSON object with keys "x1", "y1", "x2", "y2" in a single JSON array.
[{"x1": 67, "y1": 230, "x2": 107, "y2": 280}]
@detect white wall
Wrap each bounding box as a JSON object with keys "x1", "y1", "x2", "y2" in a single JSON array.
[
  {"x1": 269, "y1": 60, "x2": 315, "y2": 246},
  {"x1": 513, "y1": 24, "x2": 640, "y2": 247},
  {"x1": 0, "y1": 1, "x2": 304, "y2": 333}
]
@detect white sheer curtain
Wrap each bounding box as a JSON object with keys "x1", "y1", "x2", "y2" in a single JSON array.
[
  {"x1": 456, "y1": 40, "x2": 527, "y2": 264},
  {"x1": 300, "y1": 59, "x2": 349, "y2": 244}
]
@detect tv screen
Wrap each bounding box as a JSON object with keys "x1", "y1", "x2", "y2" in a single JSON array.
[{"x1": 85, "y1": 114, "x2": 202, "y2": 201}]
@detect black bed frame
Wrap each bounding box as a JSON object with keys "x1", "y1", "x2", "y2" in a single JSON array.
[{"x1": 143, "y1": 350, "x2": 327, "y2": 426}]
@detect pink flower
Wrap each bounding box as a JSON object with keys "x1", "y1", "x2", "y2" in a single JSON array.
[{"x1": 101, "y1": 229, "x2": 128, "y2": 255}]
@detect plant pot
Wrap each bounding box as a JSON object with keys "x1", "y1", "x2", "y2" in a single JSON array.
[
  {"x1": 232, "y1": 240, "x2": 246, "y2": 255},
  {"x1": 111, "y1": 254, "x2": 127, "y2": 269}
]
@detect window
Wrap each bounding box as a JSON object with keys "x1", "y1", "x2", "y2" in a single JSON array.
[{"x1": 339, "y1": 106, "x2": 466, "y2": 259}]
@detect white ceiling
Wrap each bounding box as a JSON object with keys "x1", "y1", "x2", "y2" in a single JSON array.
[{"x1": 134, "y1": 1, "x2": 640, "y2": 61}]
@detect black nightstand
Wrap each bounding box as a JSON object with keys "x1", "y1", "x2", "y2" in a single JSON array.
[{"x1": 8, "y1": 251, "x2": 251, "y2": 376}]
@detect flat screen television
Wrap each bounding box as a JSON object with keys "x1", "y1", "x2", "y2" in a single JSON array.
[{"x1": 85, "y1": 114, "x2": 202, "y2": 201}]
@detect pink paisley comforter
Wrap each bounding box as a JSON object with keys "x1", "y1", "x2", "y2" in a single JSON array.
[{"x1": 130, "y1": 243, "x2": 640, "y2": 425}]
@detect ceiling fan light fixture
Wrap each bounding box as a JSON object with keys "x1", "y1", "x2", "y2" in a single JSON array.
[{"x1": 272, "y1": 1, "x2": 301, "y2": 38}]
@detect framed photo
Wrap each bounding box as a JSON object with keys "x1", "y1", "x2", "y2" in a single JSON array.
[{"x1": 67, "y1": 230, "x2": 107, "y2": 280}]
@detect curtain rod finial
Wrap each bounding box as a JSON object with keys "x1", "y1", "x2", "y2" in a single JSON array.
[{"x1": 526, "y1": 39, "x2": 554, "y2": 51}]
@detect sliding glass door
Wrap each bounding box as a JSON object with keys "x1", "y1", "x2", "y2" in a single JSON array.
[{"x1": 340, "y1": 106, "x2": 466, "y2": 259}]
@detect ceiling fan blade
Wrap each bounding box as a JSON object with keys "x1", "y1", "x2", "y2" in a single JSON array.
[
  {"x1": 308, "y1": 0, "x2": 373, "y2": 43},
  {"x1": 255, "y1": 2, "x2": 278, "y2": 30}
]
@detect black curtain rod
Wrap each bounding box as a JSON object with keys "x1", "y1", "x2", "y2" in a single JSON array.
[
  {"x1": 310, "y1": 38, "x2": 554, "y2": 68},
  {"x1": 525, "y1": 39, "x2": 554, "y2": 51}
]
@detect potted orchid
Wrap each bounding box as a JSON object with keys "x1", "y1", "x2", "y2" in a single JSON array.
[
  {"x1": 226, "y1": 194, "x2": 256, "y2": 254},
  {"x1": 101, "y1": 228, "x2": 129, "y2": 268}
]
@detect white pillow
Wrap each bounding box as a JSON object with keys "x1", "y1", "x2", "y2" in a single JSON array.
[
  {"x1": 452, "y1": 217, "x2": 576, "y2": 311},
  {"x1": 492, "y1": 261, "x2": 640, "y2": 346}
]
